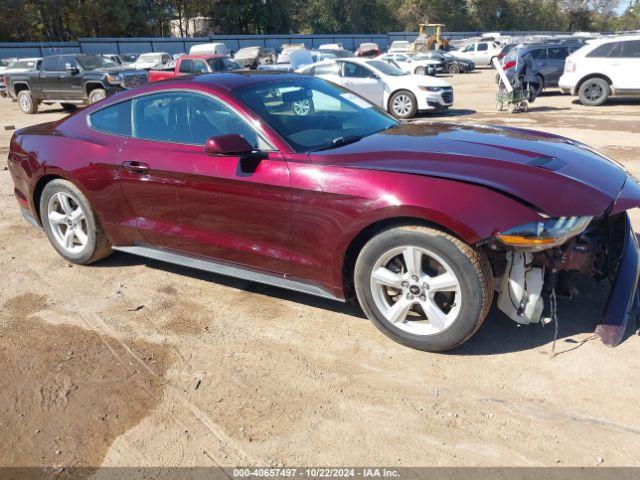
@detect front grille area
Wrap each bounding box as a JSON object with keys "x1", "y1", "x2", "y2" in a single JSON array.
[{"x1": 121, "y1": 71, "x2": 149, "y2": 89}]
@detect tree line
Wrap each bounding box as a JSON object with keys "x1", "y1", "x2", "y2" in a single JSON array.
[{"x1": 0, "y1": 0, "x2": 638, "y2": 42}]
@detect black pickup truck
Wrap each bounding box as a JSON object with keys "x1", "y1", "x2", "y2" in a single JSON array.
[{"x1": 5, "y1": 54, "x2": 148, "y2": 114}]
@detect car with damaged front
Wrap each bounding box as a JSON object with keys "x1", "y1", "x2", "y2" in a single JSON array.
[{"x1": 7, "y1": 72, "x2": 640, "y2": 352}]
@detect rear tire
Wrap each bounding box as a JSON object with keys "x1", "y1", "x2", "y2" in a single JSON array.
[
  {"x1": 18, "y1": 90, "x2": 38, "y2": 114},
  {"x1": 40, "y1": 179, "x2": 112, "y2": 265},
  {"x1": 389, "y1": 90, "x2": 417, "y2": 119},
  {"x1": 578, "y1": 78, "x2": 609, "y2": 106},
  {"x1": 88, "y1": 88, "x2": 107, "y2": 104},
  {"x1": 354, "y1": 225, "x2": 493, "y2": 352}
]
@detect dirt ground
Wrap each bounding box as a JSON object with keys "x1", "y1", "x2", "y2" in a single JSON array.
[{"x1": 1, "y1": 69, "x2": 640, "y2": 471}]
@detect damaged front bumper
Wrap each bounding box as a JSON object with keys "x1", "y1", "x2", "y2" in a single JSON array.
[
  {"x1": 490, "y1": 212, "x2": 640, "y2": 347},
  {"x1": 596, "y1": 213, "x2": 640, "y2": 346}
]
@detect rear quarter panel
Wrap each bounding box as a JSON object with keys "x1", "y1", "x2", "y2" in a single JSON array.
[{"x1": 9, "y1": 122, "x2": 139, "y2": 246}]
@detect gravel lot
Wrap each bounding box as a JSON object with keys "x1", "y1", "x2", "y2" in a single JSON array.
[{"x1": 1, "y1": 69, "x2": 640, "y2": 470}]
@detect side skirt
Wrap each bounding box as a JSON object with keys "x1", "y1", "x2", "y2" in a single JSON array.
[{"x1": 113, "y1": 245, "x2": 344, "y2": 303}]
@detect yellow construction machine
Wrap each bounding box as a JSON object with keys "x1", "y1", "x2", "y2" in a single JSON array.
[{"x1": 411, "y1": 23, "x2": 448, "y2": 53}]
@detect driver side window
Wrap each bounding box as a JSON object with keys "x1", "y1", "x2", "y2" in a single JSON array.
[
  {"x1": 131, "y1": 92, "x2": 267, "y2": 149},
  {"x1": 342, "y1": 62, "x2": 375, "y2": 78}
]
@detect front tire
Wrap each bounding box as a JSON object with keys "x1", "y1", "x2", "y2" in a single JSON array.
[
  {"x1": 448, "y1": 63, "x2": 461, "y2": 74},
  {"x1": 88, "y1": 88, "x2": 107, "y2": 104},
  {"x1": 578, "y1": 78, "x2": 609, "y2": 106},
  {"x1": 354, "y1": 226, "x2": 493, "y2": 352},
  {"x1": 389, "y1": 90, "x2": 417, "y2": 119},
  {"x1": 415, "y1": 66, "x2": 426, "y2": 75},
  {"x1": 40, "y1": 179, "x2": 112, "y2": 265},
  {"x1": 18, "y1": 90, "x2": 38, "y2": 114}
]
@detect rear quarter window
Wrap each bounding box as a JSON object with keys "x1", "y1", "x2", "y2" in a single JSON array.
[
  {"x1": 587, "y1": 42, "x2": 622, "y2": 58},
  {"x1": 621, "y1": 40, "x2": 640, "y2": 58},
  {"x1": 89, "y1": 100, "x2": 132, "y2": 137}
]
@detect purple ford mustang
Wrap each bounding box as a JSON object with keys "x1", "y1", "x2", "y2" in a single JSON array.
[{"x1": 7, "y1": 72, "x2": 640, "y2": 351}]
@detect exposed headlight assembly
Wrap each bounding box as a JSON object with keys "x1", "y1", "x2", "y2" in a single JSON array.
[
  {"x1": 106, "y1": 74, "x2": 122, "y2": 85},
  {"x1": 496, "y1": 216, "x2": 592, "y2": 251},
  {"x1": 418, "y1": 86, "x2": 442, "y2": 92}
]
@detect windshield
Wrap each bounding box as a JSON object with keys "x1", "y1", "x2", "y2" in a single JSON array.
[
  {"x1": 208, "y1": 57, "x2": 241, "y2": 71},
  {"x1": 236, "y1": 47, "x2": 260, "y2": 59},
  {"x1": 366, "y1": 60, "x2": 407, "y2": 76},
  {"x1": 138, "y1": 54, "x2": 161, "y2": 62},
  {"x1": 236, "y1": 77, "x2": 397, "y2": 153},
  {"x1": 76, "y1": 55, "x2": 118, "y2": 70}
]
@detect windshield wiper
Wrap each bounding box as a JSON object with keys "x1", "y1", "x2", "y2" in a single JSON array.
[{"x1": 312, "y1": 135, "x2": 363, "y2": 152}]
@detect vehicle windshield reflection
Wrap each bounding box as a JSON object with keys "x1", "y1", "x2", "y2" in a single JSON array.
[{"x1": 235, "y1": 77, "x2": 397, "y2": 153}]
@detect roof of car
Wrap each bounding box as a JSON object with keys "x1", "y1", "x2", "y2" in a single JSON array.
[
  {"x1": 588, "y1": 33, "x2": 640, "y2": 43},
  {"x1": 181, "y1": 54, "x2": 227, "y2": 60},
  {"x1": 190, "y1": 71, "x2": 309, "y2": 91}
]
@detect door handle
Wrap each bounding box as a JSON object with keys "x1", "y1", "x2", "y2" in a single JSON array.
[{"x1": 121, "y1": 161, "x2": 150, "y2": 174}]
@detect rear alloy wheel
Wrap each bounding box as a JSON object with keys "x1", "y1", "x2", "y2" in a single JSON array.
[
  {"x1": 40, "y1": 179, "x2": 112, "y2": 264},
  {"x1": 18, "y1": 90, "x2": 38, "y2": 114},
  {"x1": 354, "y1": 226, "x2": 492, "y2": 351},
  {"x1": 88, "y1": 88, "x2": 107, "y2": 104},
  {"x1": 578, "y1": 78, "x2": 609, "y2": 106},
  {"x1": 389, "y1": 90, "x2": 417, "y2": 119}
]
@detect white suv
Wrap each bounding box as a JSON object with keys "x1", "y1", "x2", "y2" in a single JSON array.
[{"x1": 559, "y1": 35, "x2": 640, "y2": 106}]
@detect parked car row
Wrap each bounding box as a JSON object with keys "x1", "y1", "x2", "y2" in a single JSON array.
[{"x1": 497, "y1": 32, "x2": 640, "y2": 106}]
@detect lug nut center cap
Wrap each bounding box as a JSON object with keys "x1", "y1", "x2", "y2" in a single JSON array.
[{"x1": 409, "y1": 285, "x2": 422, "y2": 296}]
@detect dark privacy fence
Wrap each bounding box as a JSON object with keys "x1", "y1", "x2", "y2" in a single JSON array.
[{"x1": 0, "y1": 31, "x2": 571, "y2": 59}]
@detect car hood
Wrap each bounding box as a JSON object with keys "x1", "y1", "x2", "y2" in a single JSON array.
[
  {"x1": 389, "y1": 75, "x2": 450, "y2": 88},
  {"x1": 309, "y1": 122, "x2": 631, "y2": 216}
]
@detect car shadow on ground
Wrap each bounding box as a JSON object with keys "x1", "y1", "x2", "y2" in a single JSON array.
[
  {"x1": 99, "y1": 251, "x2": 638, "y2": 355},
  {"x1": 525, "y1": 106, "x2": 572, "y2": 113},
  {"x1": 571, "y1": 97, "x2": 640, "y2": 107},
  {"x1": 414, "y1": 109, "x2": 477, "y2": 119}
]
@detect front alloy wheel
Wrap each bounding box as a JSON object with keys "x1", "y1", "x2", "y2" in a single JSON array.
[
  {"x1": 389, "y1": 90, "x2": 417, "y2": 119},
  {"x1": 354, "y1": 226, "x2": 493, "y2": 351},
  {"x1": 369, "y1": 245, "x2": 461, "y2": 336}
]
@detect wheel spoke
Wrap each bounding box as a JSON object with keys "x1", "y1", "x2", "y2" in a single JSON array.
[
  {"x1": 74, "y1": 226, "x2": 88, "y2": 246},
  {"x1": 426, "y1": 272, "x2": 458, "y2": 292},
  {"x1": 421, "y1": 299, "x2": 448, "y2": 330},
  {"x1": 372, "y1": 267, "x2": 404, "y2": 289},
  {"x1": 70, "y1": 207, "x2": 84, "y2": 222},
  {"x1": 57, "y1": 193, "x2": 73, "y2": 215},
  {"x1": 402, "y1": 246, "x2": 422, "y2": 277},
  {"x1": 387, "y1": 297, "x2": 413, "y2": 324},
  {"x1": 48, "y1": 211, "x2": 66, "y2": 224},
  {"x1": 63, "y1": 228, "x2": 75, "y2": 249}
]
